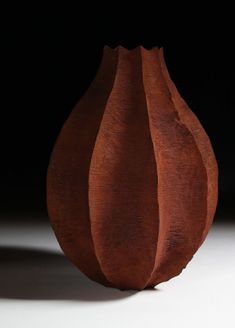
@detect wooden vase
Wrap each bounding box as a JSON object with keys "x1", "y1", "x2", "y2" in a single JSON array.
[{"x1": 47, "y1": 46, "x2": 218, "y2": 290}]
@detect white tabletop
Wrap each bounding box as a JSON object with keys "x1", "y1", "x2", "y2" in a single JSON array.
[{"x1": 0, "y1": 217, "x2": 234, "y2": 328}]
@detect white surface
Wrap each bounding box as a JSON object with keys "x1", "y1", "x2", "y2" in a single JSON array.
[{"x1": 0, "y1": 219, "x2": 234, "y2": 328}]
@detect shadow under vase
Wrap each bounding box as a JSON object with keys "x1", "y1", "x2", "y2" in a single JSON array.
[{"x1": 0, "y1": 246, "x2": 138, "y2": 301}]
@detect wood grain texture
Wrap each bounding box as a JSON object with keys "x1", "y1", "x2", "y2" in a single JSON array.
[{"x1": 47, "y1": 46, "x2": 218, "y2": 290}]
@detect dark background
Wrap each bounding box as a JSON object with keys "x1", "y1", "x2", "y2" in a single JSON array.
[{"x1": 1, "y1": 13, "x2": 234, "y2": 222}]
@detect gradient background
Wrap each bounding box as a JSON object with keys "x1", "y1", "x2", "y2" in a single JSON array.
[{"x1": 1, "y1": 12, "x2": 234, "y2": 328}]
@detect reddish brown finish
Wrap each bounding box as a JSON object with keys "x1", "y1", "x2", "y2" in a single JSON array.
[{"x1": 47, "y1": 46, "x2": 218, "y2": 290}]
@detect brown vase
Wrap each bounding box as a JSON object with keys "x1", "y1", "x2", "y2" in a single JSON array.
[{"x1": 47, "y1": 46, "x2": 218, "y2": 290}]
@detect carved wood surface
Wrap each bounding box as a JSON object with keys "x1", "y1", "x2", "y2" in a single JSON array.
[{"x1": 47, "y1": 47, "x2": 218, "y2": 290}]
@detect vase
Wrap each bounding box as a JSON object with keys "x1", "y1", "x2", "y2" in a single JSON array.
[{"x1": 47, "y1": 46, "x2": 218, "y2": 290}]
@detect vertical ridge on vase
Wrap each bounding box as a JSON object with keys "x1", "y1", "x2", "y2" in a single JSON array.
[
  {"x1": 47, "y1": 47, "x2": 118, "y2": 285},
  {"x1": 89, "y1": 46, "x2": 159, "y2": 290},
  {"x1": 141, "y1": 47, "x2": 208, "y2": 286},
  {"x1": 158, "y1": 48, "x2": 218, "y2": 245}
]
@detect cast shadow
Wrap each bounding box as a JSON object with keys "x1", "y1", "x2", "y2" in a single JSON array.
[{"x1": 0, "y1": 246, "x2": 137, "y2": 301}]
